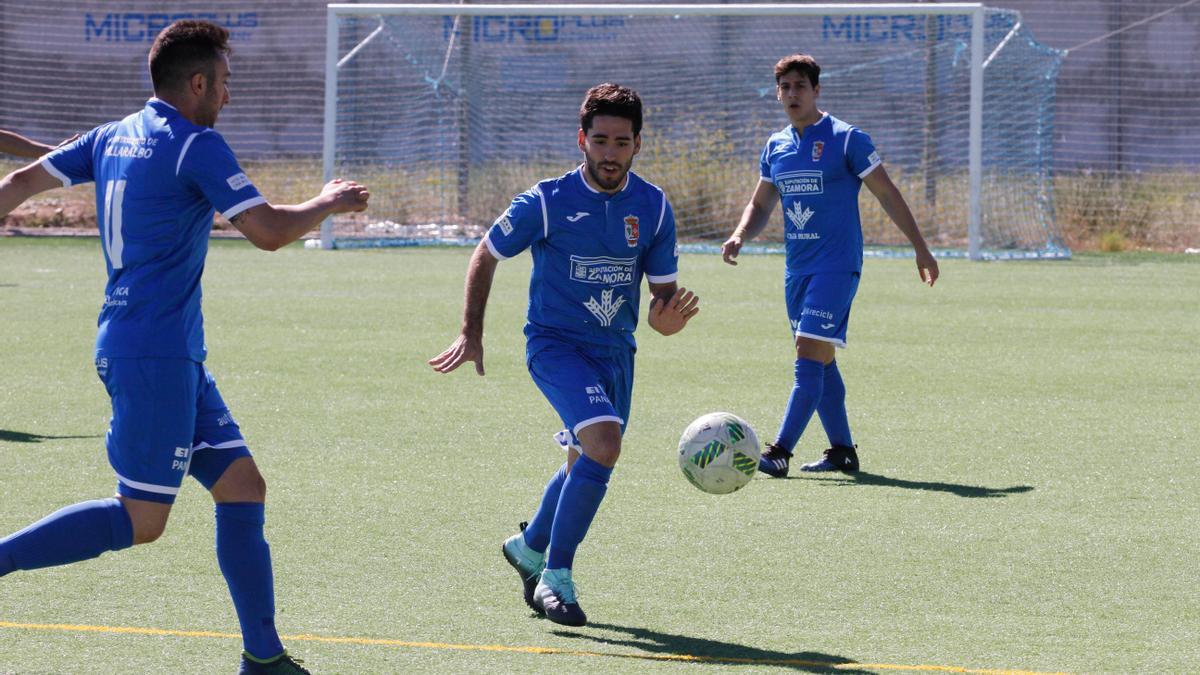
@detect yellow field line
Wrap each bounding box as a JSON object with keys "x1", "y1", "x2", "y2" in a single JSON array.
[{"x1": 0, "y1": 621, "x2": 1067, "y2": 674}]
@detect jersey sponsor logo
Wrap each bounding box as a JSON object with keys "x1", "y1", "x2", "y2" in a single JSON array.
[
  {"x1": 495, "y1": 214, "x2": 514, "y2": 236},
  {"x1": 583, "y1": 288, "x2": 626, "y2": 327},
  {"x1": 104, "y1": 144, "x2": 153, "y2": 159},
  {"x1": 812, "y1": 141, "x2": 824, "y2": 161},
  {"x1": 785, "y1": 202, "x2": 815, "y2": 231},
  {"x1": 623, "y1": 214, "x2": 639, "y2": 246},
  {"x1": 565, "y1": 211, "x2": 590, "y2": 222},
  {"x1": 802, "y1": 307, "x2": 835, "y2": 321},
  {"x1": 103, "y1": 285, "x2": 130, "y2": 308},
  {"x1": 775, "y1": 170, "x2": 824, "y2": 196},
  {"x1": 171, "y1": 447, "x2": 191, "y2": 471},
  {"x1": 570, "y1": 255, "x2": 636, "y2": 286},
  {"x1": 226, "y1": 172, "x2": 252, "y2": 191}
]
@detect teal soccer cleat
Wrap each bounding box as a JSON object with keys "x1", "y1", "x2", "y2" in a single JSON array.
[
  {"x1": 502, "y1": 521, "x2": 546, "y2": 613},
  {"x1": 532, "y1": 568, "x2": 587, "y2": 627}
]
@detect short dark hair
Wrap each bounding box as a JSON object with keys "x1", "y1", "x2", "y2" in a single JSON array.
[
  {"x1": 579, "y1": 83, "x2": 643, "y2": 136},
  {"x1": 148, "y1": 20, "x2": 231, "y2": 93},
  {"x1": 774, "y1": 54, "x2": 820, "y2": 88}
]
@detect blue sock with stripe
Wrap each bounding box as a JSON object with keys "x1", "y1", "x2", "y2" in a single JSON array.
[
  {"x1": 817, "y1": 360, "x2": 854, "y2": 448},
  {"x1": 215, "y1": 502, "x2": 284, "y2": 660},
  {"x1": 523, "y1": 461, "x2": 567, "y2": 553},
  {"x1": 0, "y1": 498, "x2": 133, "y2": 576},
  {"x1": 546, "y1": 454, "x2": 612, "y2": 570},
  {"x1": 774, "y1": 358, "x2": 826, "y2": 452}
]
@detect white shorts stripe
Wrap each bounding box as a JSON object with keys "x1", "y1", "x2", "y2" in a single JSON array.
[
  {"x1": 795, "y1": 330, "x2": 847, "y2": 348},
  {"x1": 115, "y1": 473, "x2": 180, "y2": 496},
  {"x1": 573, "y1": 415, "x2": 623, "y2": 437},
  {"x1": 192, "y1": 439, "x2": 248, "y2": 451}
]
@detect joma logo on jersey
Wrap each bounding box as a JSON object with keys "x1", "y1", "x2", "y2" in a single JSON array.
[
  {"x1": 623, "y1": 215, "x2": 639, "y2": 246},
  {"x1": 776, "y1": 171, "x2": 824, "y2": 196},
  {"x1": 570, "y1": 255, "x2": 636, "y2": 286}
]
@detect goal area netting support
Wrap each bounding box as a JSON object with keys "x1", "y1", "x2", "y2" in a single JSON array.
[{"x1": 322, "y1": 3, "x2": 1068, "y2": 260}]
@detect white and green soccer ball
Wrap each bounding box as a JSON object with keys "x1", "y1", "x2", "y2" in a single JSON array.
[{"x1": 677, "y1": 412, "x2": 761, "y2": 494}]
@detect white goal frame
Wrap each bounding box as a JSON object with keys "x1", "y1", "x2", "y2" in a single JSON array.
[{"x1": 323, "y1": 3, "x2": 987, "y2": 258}]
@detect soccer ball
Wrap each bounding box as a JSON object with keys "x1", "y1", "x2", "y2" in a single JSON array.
[{"x1": 677, "y1": 412, "x2": 761, "y2": 494}]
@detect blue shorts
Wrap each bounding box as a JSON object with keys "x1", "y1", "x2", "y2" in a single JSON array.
[
  {"x1": 96, "y1": 357, "x2": 251, "y2": 504},
  {"x1": 785, "y1": 272, "x2": 861, "y2": 348},
  {"x1": 526, "y1": 335, "x2": 634, "y2": 451}
]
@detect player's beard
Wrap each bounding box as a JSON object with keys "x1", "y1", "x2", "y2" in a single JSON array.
[{"x1": 585, "y1": 156, "x2": 632, "y2": 192}]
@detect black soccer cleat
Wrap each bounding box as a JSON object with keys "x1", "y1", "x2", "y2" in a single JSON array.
[
  {"x1": 758, "y1": 443, "x2": 793, "y2": 478},
  {"x1": 532, "y1": 568, "x2": 587, "y2": 627},
  {"x1": 239, "y1": 650, "x2": 311, "y2": 675},
  {"x1": 799, "y1": 445, "x2": 860, "y2": 473}
]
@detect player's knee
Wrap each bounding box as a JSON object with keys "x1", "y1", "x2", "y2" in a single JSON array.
[
  {"x1": 210, "y1": 458, "x2": 267, "y2": 503},
  {"x1": 794, "y1": 337, "x2": 834, "y2": 364},
  {"x1": 578, "y1": 423, "x2": 622, "y2": 467},
  {"x1": 122, "y1": 501, "x2": 172, "y2": 545}
]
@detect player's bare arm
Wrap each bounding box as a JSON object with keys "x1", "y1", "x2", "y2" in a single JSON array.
[
  {"x1": 0, "y1": 163, "x2": 63, "y2": 218},
  {"x1": 647, "y1": 282, "x2": 699, "y2": 336},
  {"x1": 863, "y1": 166, "x2": 939, "y2": 286},
  {"x1": 429, "y1": 241, "x2": 498, "y2": 375},
  {"x1": 230, "y1": 178, "x2": 369, "y2": 251},
  {"x1": 722, "y1": 179, "x2": 779, "y2": 265},
  {"x1": 0, "y1": 129, "x2": 57, "y2": 159}
]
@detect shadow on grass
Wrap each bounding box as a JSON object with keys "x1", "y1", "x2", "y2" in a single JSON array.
[
  {"x1": 793, "y1": 470, "x2": 1033, "y2": 498},
  {"x1": 552, "y1": 621, "x2": 874, "y2": 673},
  {"x1": 0, "y1": 429, "x2": 101, "y2": 443}
]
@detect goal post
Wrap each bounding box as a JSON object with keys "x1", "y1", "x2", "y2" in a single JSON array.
[{"x1": 322, "y1": 3, "x2": 1068, "y2": 259}]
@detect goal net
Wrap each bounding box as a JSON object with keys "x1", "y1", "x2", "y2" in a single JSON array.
[{"x1": 324, "y1": 3, "x2": 1068, "y2": 259}]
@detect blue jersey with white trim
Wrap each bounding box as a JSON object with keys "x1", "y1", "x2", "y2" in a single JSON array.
[
  {"x1": 41, "y1": 99, "x2": 265, "y2": 362},
  {"x1": 483, "y1": 166, "x2": 678, "y2": 351},
  {"x1": 759, "y1": 114, "x2": 880, "y2": 274}
]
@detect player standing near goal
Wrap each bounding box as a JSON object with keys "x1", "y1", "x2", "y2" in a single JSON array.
[
  {"x1": 430, "y1": 84, "x2": 699, "y2": 627},
  {"x1": 0, "y1": 20, "x2": 368, "y2": 674},
  {"x1": 722, "y1": 54, "x2": 938, "y2": 477}
]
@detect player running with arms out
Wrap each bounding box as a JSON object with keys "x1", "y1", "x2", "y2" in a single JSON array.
[
  {"x1": 722, "y1": 54, "x2": 938, "y2": 478},
  {"x1": 430, "y1": 84, "x2": 699, "y2": 628},
  {"x1": 0, "y1": 20, "x2": 368, "y2": 674}
]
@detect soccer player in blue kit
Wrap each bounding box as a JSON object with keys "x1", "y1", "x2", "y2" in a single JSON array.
[
  {"x1": 0, "y1": 21, "x2": 368, "y2": 674},
  {"x1": 722, "y1": 54, "x2": 939, "y2": 477},
  {"x1": 430, "y1": 84, "x2": 699, "y2": 627}
]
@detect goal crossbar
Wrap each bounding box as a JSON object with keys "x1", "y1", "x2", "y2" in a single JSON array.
[{"x1": 322, "y1": 2, "x2": 988, "y2": 258}]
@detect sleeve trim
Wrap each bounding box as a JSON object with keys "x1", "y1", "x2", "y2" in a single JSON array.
[
  {"x1": 39, "y1": 157, "x2": 72, "y2": 188},
  {"x1": 483, "y1": 232, "x2": 510, "y2": 260},
  {"x1": 646, "y1": 272, "x2": 678, "y2": 284},
  {"x1": 221, "y1": 195, "x2": 266, "y2": 220},
  {"x1": 857, "y1": 161, "x2": 882, "y2": 180}
]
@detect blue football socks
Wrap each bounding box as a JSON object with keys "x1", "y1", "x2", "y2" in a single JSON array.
[
  {"x1": 774, "y1": 358, "x2": 826, "y2": 451},
  {"x1": 546, "y1": 454, "x2": 612, "y2": 570},
  {"x1": 215, "y1": 502, "x2": 284, "y2": 661},
  {"x1": 816, "y1": 360, "x2": 854, "y2": 448},
  {"x1": 0, "y1": 498, "x2": 133, "y2": 576},
  {"x1": 523, "y1": 461, "x2": 568, "y2": 553}
]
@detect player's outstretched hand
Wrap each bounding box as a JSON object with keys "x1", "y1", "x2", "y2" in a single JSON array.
[
  {"x1": 428, "y1": 334, "x2": 485, "y2": 376},
  {"x1": 915, "y1": 247, "x2": 939, "y2": 287},
  {"x1": 648, "y1": 287, "x2": 700, "y2": 336},
  {"x1": 721, "y1": 235, "x2": 743, "y2": 266},
  {"x1": 323, "y1": 178, "x2": 370, "y2": 214}
]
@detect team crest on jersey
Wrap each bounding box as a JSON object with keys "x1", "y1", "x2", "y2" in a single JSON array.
[
  {"x1": 623, "y1": 215, "x2": 639, "y2": 247},
  {"x1": 811, "y1": 141, "x2": 824, "y2": 162}
]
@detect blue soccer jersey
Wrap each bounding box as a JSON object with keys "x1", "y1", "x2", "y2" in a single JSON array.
[
  {"x1": 41, "y1": 98, "x2": 265, "y2": 362},
  {"x1": 759, "y1": 113, "x2": 881, "y2": 274},
  {"x1": 483, "y1": 166, "x2": 678, "y2": 351}
]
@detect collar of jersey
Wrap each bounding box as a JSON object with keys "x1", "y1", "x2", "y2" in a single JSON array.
[
  {"x1": 790, "y1": 112, "x2": 829, "y2": 141},
  {"x1": 574, "y1": 164, "x2": 632, "y2": 200},
  {"x1": 147, "y1": 97, "x2": 180, "y2": 115}
]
